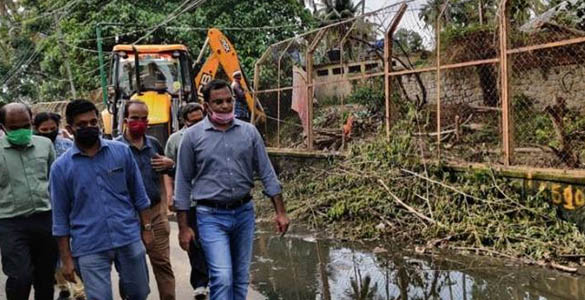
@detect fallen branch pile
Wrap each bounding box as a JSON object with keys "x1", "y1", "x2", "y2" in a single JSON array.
[{"x1": 282, "y1": 121, "x2": 585, "y2": 270}]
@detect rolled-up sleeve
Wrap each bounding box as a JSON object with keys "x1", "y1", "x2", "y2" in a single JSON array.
[
  {"x1": 125, "y1": 147, "x2": 151, "y2": 211},
  {"x1": 251, "y1": 127, "x2": 282, "y2": 197},
  {"x1": 174, "y1": 131, "x2": 195, "y2": 210},
  {"x1": 50, "y1": 163, "x2": 71, "y2": 237}
]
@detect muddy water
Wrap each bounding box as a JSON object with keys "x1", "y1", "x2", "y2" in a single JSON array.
[{"x1": 251, "y1": 224, "x2": 585, "y2": 300}]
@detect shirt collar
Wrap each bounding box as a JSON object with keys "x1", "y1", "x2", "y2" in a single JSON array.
[
  {"x1": 202, "y1": 116, "x2": 241, "y2": 132},
  {"x1": 71, "y1": 137, "x2": 109, "y2": 157},
  {"x1": 1, "y1": 136, "x2": 34, "y2": 149},
  {"x1": 118, "y1": 134, "x2": 152, "y2": 151}
]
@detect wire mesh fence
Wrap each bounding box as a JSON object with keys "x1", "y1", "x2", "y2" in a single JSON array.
[
  {"x1": 507, "y1": 3, "x2": 585, "y2": 169},
  {"x1": 253, "y1": 0, "x2": 585, "y2": 170}
]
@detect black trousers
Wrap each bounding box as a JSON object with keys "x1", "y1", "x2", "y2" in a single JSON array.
[
  {"x1": 0, "y1": 211, "x2": 58, "y2": 300},
  {"x1": 187, "y1": 207, "x2": 209, "y2": 289}
]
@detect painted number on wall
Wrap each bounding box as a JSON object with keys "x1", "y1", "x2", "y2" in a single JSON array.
[{"x1": 540, "y1": 183, "x2": 585, "y2": 210}]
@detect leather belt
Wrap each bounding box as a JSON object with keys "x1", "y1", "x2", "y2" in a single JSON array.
[{"x1": 197, "y1": 194, "x2": 252, "y2": 210}]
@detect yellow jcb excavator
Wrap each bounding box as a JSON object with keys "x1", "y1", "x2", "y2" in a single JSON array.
[{"x1": 101, "y1": 28, "x2": 265, "y2": 144}]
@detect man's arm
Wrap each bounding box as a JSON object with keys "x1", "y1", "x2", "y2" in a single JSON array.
[
  {"x1": 163, "y1": 175, "x2": 174, "y2": 211},
  {"x1": 50, "y1": 163, "x2": 72, "y2": 239},
  {"x1": 47, "y1": 142, "x2": 56, "y2": 170},
  {"x1": 150, "y1": 137, "x2": 174, "y2": 174},
  {"x1": 138, "y1": 208, "x2": 153, "y2": 248},
  {"x1": 125, "y1": 147, "x2": 151, "y2": 211},
  {"x1": 57, "y1": 236, "x2": 77, "y2": 283},
  {"x1": 164, "y1": 134, "x2": 178, "y2": 169},
  {"x1": 50, "y1": 163, "x2": 77, "y2": 282},
  {"x1": 174, "y1": 131, "x2": 196, "y2": 211},
  {"x1": 124, "y1": 147, "x2": 153, "y2": 247},
  {"x1": 163, "y1": 136, "x2": 178, "y2": 211},
  {"x1": 174, "y1": 131, "x2": 197, "y2": 251},
  {"x1": 251, "y1": 127, "x2": 289, "y2": 234}
]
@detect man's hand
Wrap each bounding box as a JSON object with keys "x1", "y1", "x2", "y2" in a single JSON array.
[
  {"x1": 142, "y1": 230, "x2": 154, "y2": 250},
  {"x1": 274, "y1": 213, "x2": 290, "y2": 236},
  {"x1": 61, "y1": 256, "x2": 77, "y2": 283},
  {"x1": 179, "y1": 227, "x2": 195, "y2": 252},
  {"x1": 151, "y1": 154, "x2": 174, "y2": 172}
]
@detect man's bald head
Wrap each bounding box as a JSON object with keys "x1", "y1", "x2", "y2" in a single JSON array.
[{"x1": 0, "y1": 103, "x2": 33, "y2": 130}]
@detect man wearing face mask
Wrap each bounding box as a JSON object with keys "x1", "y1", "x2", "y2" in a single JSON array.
[
  {"x1": 164, "y1": 102, "x2": 205, "y2": 208},
  {"x1": 33, "y1": 112, "x2": 73, "y2": 158},
  {"x1": 174, "y1": 80, "x2": 289, "y2": 300},
  {"x1": 163, "y1": 102, "x2": 208, "y2": 299},
  {"x1": 115, "y1": 100, "x2": 176, "y2": 300},
  {"x1": 0, "y1": 103, "x2": 58, "y2": 300},
  {"x1": 50, "y1": 99, "x2": 152, "y2": 300}
]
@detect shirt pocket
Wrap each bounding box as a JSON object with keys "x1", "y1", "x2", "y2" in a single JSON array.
[
  {"x1": 32, "y1": 156, "x2": 49, "y2": 181},
  {"x1": 104, "y1": 166, "x2": 128, "y2": 195}
]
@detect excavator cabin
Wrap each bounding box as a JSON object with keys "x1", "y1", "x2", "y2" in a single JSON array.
[
  {"x1": 102, "y1": 44, "x2": 195, "y2": 144},
  {"x1": 101, "y1": 29, "x2": 265, "y2": 145}
]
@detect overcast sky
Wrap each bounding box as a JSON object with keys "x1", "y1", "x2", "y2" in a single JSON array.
[
  {"x1": 305, "y1": 0, "x2": 436, "y2": 47},
  {"x1": 364, "y1": 0, "x2": 436, "y2": 45}
]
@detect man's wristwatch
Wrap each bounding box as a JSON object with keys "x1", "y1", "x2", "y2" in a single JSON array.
[{"x1": 142, "y1": 223, "x2": 153, "y2": 231}]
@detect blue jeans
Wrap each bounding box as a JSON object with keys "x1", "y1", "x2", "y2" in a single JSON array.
[
  {"x1": 197, "y1": 201, "x2": 255, "y2": 300},
  {"x1": 75, "y1": 241, "x2": 150, "y2": 300}
]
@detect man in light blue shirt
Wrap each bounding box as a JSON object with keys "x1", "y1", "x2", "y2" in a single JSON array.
[
  {"x1": 174, "y1": 80, "x2": 289, "y2": 300},
  {"x1": 50, "y1": 100, "x2": 152, "y2": 300}
]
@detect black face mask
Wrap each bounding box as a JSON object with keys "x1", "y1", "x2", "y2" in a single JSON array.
[
  {"x1": 35, "y1": 130, "x2": 58, "y2": 142},
  {"x1": 74, "y1": 126, "x2": 100, "y2": 148}
]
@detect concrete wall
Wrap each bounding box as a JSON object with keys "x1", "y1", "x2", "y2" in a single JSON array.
[
  {"x1": 313, "y1": 60, "x2": 383, "y2": 100},
  {"x1": 397, "y1": 63, "x2": 585, "y2": 109}
]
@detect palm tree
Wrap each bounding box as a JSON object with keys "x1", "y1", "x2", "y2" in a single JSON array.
[{"x1": 317, "y1": 0, "x2": 363, "y2": 24}]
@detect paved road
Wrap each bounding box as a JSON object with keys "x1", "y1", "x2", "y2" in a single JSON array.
[{"x1": 0, "y1": 221, "x2": 266, "y2": 300}]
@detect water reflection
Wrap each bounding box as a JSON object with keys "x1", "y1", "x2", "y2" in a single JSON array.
[{"x1": 251, "y1": 226, "x2": 585, "y2": 300}]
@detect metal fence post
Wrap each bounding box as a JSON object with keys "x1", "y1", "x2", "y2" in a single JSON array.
[
  {"x1": 499, "y1": 0, "x2": 512, "y2": 166},
  {"x1": 385, "y1": 3, "x2": 408, "y2": 142}
]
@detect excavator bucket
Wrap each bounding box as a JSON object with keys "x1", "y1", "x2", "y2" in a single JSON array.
[{"x1": 202, "y1": 28, "x2": 266, "y2": 123}]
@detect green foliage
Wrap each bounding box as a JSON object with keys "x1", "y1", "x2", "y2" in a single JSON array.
[
  {"x1": 278, "y1": 104, "x2": 585, "y2": 265},
  {"x1": 440, "y1": 23, "x2": 496, "y2": 47},
  {"x1": 317, "y1": 0, "x2": 361, "y2": 23},
  {"x1": 552, "y1": 0, "x2": 585, "y2": 30},
  {"x1": 394, "y1": 28, "x2": 423, "y2": 53},
  {"x1": 346, "y1": 78, "x2": 384, "y2": 113},
  {"x1": 0, "y1": 0, "x2": 316, "y2": 102}
]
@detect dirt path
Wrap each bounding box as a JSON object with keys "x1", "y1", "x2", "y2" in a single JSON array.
[{"x1": 0, "y1": 221, "x2": 266, "y2": 300}]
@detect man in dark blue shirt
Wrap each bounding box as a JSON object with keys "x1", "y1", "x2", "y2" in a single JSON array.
[
  {"x1": 115, "y1": 100, "x2": 176, "y2": 300},
  {"x1": 175, "y1": 80, "x2": 289, "y2": 300},
  {"x1": 50, "y1": 99, "x2": 152, "y2": 300}
]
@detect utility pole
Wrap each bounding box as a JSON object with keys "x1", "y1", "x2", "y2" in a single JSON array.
[
  {"x1": 362, "y1": 0, "x2": 366, "y2": 15},
  {"x1": 55, "y1": 14, "x2": 77, "y2": 98}
]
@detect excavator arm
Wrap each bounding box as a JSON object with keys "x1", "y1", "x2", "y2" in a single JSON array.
[{"x1": 194, "y1": 28, "x2": 266, "y2": 123}]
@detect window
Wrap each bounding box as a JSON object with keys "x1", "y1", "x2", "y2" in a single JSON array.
[
  {"x1": 117, "y1": 53, "x2": 181, "y2": 97},
  {"x1": 348, "y1": 65, "x2": 361, "y2": 73},
  {"x1": 317, "y1": 69, "x2": 329, "y2": 76},
  {"x1": 365, "y1": 63, "x2": 380, "y2": 72}
]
